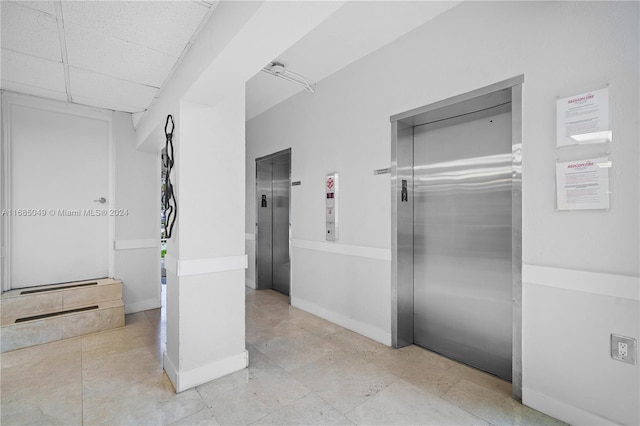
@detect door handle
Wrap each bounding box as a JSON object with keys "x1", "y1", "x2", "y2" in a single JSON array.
[
  {"x1": 94, "y1": 197, "x2": 107, "y2": 204},
  {"x1": 401, "y1": 180, "x2": 408, "y2": 202}
]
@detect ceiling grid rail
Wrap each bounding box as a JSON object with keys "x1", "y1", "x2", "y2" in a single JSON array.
[{"x1": 53, "y1": 0, "x2": 72, "y2": 103}]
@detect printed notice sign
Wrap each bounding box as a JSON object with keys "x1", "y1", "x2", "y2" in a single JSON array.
[
  {"x1": 557, "y1": 87, "x2": 611, "y2": 146},
  {"x1": 556, "y1": 157, "x2": 610, "y2": 210}
]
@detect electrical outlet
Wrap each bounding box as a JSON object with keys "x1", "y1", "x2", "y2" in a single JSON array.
[
  {"x1": 611, "y1": 334, "x2": 636, "y2": 365},
  {"x1": 618, "y1": 342, "x2": 628, "y2": 358}
]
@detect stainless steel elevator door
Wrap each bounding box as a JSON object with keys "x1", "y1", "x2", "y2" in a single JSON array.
[
  {"x1": 413, "y1": 104, "x2": 513, "y2": 380},
  {"x1": 256, "y1": 160, "x2": 273, "y2": 290},
  {"x1": 256, "y1": 151, "x2": 290, "y2": 296},
  {"x1": 271, "y1": 156, "x2": 290, "y2": 295}
]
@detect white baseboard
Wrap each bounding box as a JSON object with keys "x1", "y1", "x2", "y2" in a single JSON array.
[
  {"x1": 292, "y1": 296, "x2": 391, "y2": 346},
  {"x1": 164, "y1": 350, "x2": 248, "y2": 393},
  {"x1": 245, "y1": 278, "x2": 256, "y2": 289},
  {"x1": 163, "y1": 352, "x2": 179, "y2": 391},
  {"x1": 523, "y1": 387, "x2": 615, "y2": 426},
  {"x1": 125, "y1": 298, "x2": 161, "y2": 314}
]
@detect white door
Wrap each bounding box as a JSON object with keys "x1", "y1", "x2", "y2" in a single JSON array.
[{"x1": 9, "y1": 104, "x2": 109, "y2": 288}]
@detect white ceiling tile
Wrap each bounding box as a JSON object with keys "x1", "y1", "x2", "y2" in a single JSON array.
[
  {"x1": 0, "y1": 80, "x2": 67, "y2": 102},
  {"x1": 8, "y1": 1, "x2": 56, "y2": 16},
  {"x1": 69, "y1": 67, "x2": 157, "y2": 111},
  {"x1": 1, "y1": 1, "x2": 61, "y2": 61},
  {"x1": 61, "y1": 1, "x2": 210, "y2": 56},
  {"x1": 1, "y1": 49, "x2": 66, "y2": 92},
  {"x1": 65, "y1": 22, "x2": 178, "y2": 87},
  {"x1": 70, "y1": 95, "x2": 143, "y2": 114}
]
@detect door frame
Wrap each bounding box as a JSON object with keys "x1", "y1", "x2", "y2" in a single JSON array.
[
  {"x1": 254, "y1": 148, "x2": 292, "y2": 299},
  {"x1": 1, "y1": 92, "x2": 115, "y2": 291},
  {"x1": 390, "y1": 75, "x2": 524, "y2": 399}
]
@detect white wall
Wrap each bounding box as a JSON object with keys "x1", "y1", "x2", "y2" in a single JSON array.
[
  {"x1": 112, "y1": 111, "x2": 161, "y2": 313},
  {"x1": 163, "y1": 89, "x2": 248, "y2": 392},
  {"x1": 3, "y1": 95, "x2": 110, "y2": 288},
  {"x1": 246, "y1": 2, "x2": 639, "y2": 424},
  {"x1": 0, "y1": 93, "x2": 160, "y2": 313}
]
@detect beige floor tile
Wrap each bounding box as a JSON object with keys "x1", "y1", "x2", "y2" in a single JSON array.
[
  {"x1": 247, "y1": 344, "x2": 281, "y2": 370},
  {"x1": 290, "y1": 349, "x2": 399, "y2": 414},
  {"x1": 374, "y1": 345, "x2": 509, "y2": 398},
  {"x1": 251, "y1": 394, "x2": 354, "y2": 425},
  {"x1": 198, "y1": 368, "x2": 310, "y2": 424},
  {"x1": 246, "y1": 317, "x2": 303, "y2": 346},
  {"x1": 325, "y1": 328, "x2": 391, "y2": 363},
  {"x1": 399, "y1": 344, "x2": 459, "y2": 370},
  {"x1": 81, "y1": 318, "x2": 160, "y2": 361},
  {"x1": 288, "y1": 307, "x2": 344, "y2": 337},
  {"x1": 170, "y1": 407, "x2": 221, "y2": 425},
  {"x1": 146, "y1": 334, "x2": 168, "y2": 364},
  {"x1": 144, "y1": 307, "x2": 164, "y2": 328},
  {"x1": 395, "y1": 355, "x2": 463, "y2": 397},
  {"x1": 0, "y1": 335, "x2": 81, "y2": 370},
  {"x1": 1, "y1": 381, "x2": 83, "y2": 426},
  {"x1": 246, "y1": 303, "x2": 291, "y2": 323},
  {"x1": 1, "y1": 287, "x2": 563, "y2": 426},
  {"x1": 346, "y1": 379, "x2": 489, "y2": 425},
  {"x1": 125, "y1": 310, "x2": 154, "y2": 328},
  {"x1": 248, "y1": 289, "x2": 289, "y2": 305},
  {"x1": 197, "y1": 353, "x2": 312, "y2": 425},
  {"x1": 83, "y1": 373, "x2": 206, "y2": 425},
  {"x1": 1, "y1": 338, "x2": 82, "y2": 426},
  {"x1": 255, "y1": 327, "x2": 340, "y2": 372},
  {"x1": 367, "y1": 345, "x2": 433, "y2": 378},
  {"x1": 246, "y1": 291, "x2": 288, "y2": 310},
  {"x1": 82, "y1": 344, "x2": 162, "y2": 398},
  {"x1": 442, "y1": 379, "x2": 566, "y2": 426},
  {"x1": 1, "y1": 337, "x2": 82, "y2": 401},
  {"x1": 448, "y1": 363, "x2": 513, "y2": 396}
]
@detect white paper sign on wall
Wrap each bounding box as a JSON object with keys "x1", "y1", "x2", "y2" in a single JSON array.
[
  {"x1": 556, "y1": 156, "x2": 611, "y2": 210},
  {"x1": 556, "y1": 87, "x2": 611, "y2": 147}
]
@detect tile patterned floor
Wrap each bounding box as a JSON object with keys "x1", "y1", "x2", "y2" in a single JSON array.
[{"x1": 0, "y1": 288, "x2": 564, "y2": 425}]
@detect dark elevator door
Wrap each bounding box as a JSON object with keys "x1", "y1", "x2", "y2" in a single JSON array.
[{"x1": 256, "y1": 151, "x2": 290, "y2": 296}]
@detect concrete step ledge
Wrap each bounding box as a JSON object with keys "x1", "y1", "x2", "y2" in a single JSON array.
[
  {"x1": 1, "y1": 300, "x2": 125, "y2": 353},
  {"x1": 1, "y1": 278, "x2": 122, "y2": 320}
]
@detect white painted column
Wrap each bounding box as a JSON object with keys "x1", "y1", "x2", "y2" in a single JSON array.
[
  {"x1": 163, "y1": 86, "x2": 247, "y2": 392},
  {"x1": 132, "y1": 0, "x2": 348, "y2": 394}
]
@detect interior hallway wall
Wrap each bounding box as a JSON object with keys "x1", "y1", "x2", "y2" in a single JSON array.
[
  {"x1": 113, "y1": 111, "x2": 161, "y2": 313},
  {"x1": 245, "y1": 2, "x2": 639, "y2": 425}
]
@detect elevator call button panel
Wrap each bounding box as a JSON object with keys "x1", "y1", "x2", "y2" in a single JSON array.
[{"x1": 326, "y1": 173, "x2": 338, "y2": 241}]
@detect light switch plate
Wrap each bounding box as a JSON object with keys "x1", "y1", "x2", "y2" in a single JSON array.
[{"x1": 611, "y1": 334, "x2": 636, "y2": 364}]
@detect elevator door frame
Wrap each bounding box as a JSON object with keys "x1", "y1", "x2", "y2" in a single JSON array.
[
  {"x1": 255, "y1": 148, "x2": 292, "y2": 298},
  {"x1": 390, "y1": 75, "x2": 523, "y2": 400}
]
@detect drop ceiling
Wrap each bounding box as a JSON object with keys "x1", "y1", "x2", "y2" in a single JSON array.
[
  {"x1": 1, "y1": 0, "x2": 215, "y2": 113},
  {"x1": 1, "y1": 1, "x2": 460, "y2": 119}
]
